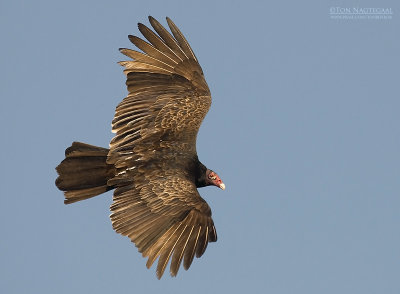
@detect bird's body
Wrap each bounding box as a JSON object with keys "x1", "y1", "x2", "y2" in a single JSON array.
[{"x1": 55, "y1": 16, "x2": 224, "y2": 279}]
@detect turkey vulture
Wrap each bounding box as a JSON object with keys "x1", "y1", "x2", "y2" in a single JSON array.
[{"x1": 55, "y1": 16, "x2": 225, "y2": 279}]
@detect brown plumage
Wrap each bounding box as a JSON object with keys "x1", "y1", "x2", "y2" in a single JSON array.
[{"x1": 55, "y1": 16, "x2": 225, "y2": 279}]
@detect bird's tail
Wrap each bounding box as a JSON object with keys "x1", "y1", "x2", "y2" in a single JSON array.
[{"x1": 55, "y1": 142, "x2": 115, "y2": 204}]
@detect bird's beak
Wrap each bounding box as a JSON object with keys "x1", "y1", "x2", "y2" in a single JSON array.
[{"x1": 219, "y1": 183, "x2": 226, "y2": 190}]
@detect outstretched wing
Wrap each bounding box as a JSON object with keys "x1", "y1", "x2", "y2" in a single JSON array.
[
  {"x1": 108, "y1": 16, "x2": 211, "y2": 169},
  {"x1": 110, "y1": 168, "x2": 217, "y2": 279},
  {"x1": 108, "y1": 17, "x2": 216, "y2": 278}
]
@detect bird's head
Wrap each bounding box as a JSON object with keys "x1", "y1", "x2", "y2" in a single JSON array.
[{"x1": 206, "y1": 169, "x2": 225, "y2": 190}]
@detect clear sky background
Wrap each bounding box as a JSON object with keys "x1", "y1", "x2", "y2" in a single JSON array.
[{"x1": 1, "y1": 0, "x2": 399, "y2": 293}]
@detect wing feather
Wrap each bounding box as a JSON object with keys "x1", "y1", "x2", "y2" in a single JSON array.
[
  {"x1": 183, "y1": 225, "x2": 202, "y2": 270},
  {"x1": 148, "y1": 16, "x2": 188, "y2": 60},
  {"x1": 166, "y1": 17, "x2": 198, "y2": 61},
  {"x1": 156, "y1": 224, "x2": 188, "y2": 279},
  {"x1": 118, "y1": 60, "x2": 172, "y2": 75},
  {"x1": 138, "y1": 23, "x2": 182, "y2": 63},
  {"x1": 120, "y1": 48, "x2": 175, "y2": 71},
  {"x1": 145, "y1": 222, "x2": 183, "y2": 269},
  {"x1": 128, "y1": 35, "x2": 178, "y2": 66},
  {"x1": 170, "y1": 226, "x2": 194, "y2": 276}
]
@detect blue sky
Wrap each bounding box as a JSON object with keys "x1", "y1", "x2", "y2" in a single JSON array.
[{"x1": 1, "y1": 0, "x2": 399, "y2": 293}]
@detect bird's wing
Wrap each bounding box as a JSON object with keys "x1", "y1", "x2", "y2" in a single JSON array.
[
  {"x1": 108, "y1": 16, "x2": 211, "y2": 169},
  {"x1": 110, "y1": 168, "x2": 217, "y2": 279}
]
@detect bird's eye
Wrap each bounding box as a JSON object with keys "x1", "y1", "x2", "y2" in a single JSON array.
[{"x1": 209, "y1": 173, "x2": 216, "y2": 180}]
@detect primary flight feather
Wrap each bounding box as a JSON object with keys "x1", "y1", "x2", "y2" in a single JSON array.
[{"x1": 55, "y1": 16, "x2": 224, "y2": 279}]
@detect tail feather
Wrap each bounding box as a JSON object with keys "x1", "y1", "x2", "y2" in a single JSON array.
[{"x1": 55, "y1": 142, "x2": 115, "y2": 204}]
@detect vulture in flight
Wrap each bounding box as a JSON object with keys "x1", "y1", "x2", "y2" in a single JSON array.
[{"x1": 55, "y1": 16, "x2": 225, "y2": 279}]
